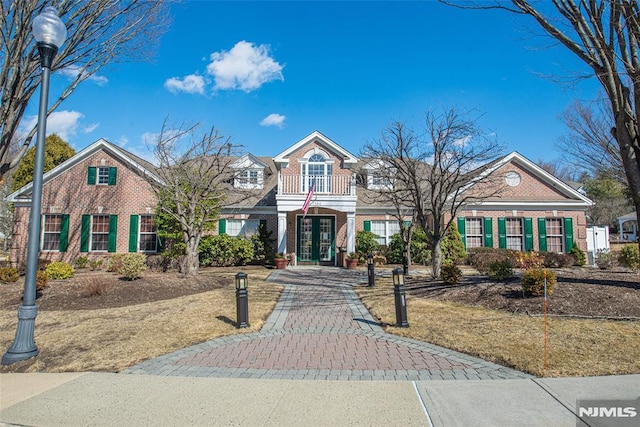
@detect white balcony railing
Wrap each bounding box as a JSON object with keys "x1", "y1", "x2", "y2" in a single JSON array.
[{"x1": 278, "y1": 174, "x2": 355, "y2": 196}]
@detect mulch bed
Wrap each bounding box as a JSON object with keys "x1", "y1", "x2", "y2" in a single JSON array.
[
  {"x1": 0, "y1": 270, "x2": 233, "y2": 311},
  {"x1": 405, "y1": 267, "x2": 640, "y2": 319}
]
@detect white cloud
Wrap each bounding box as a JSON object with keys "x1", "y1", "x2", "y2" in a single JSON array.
[
  {"x1": 141, "y1": 132, "x2": 160, "y2": 146},
  {"x1": 20, "y1": 110, "x2": 84, "y2": 141},
  {"x1": 59, "y1": 66, "x2": 108, "y2": 86},
  {"x1": 83, "y1": 123, "x2": 99, "y2": 134},
  {"x1": 164, "y1": 74, "x2": 206, "y2": 95},
  {"x1": 260, "y1": 113, "x2": 286, "y2": 128},
  {"x1": 206, "y1": 41, "x2": 284, "y2": 92}
]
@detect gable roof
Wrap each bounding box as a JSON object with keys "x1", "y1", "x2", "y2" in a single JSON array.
[
  {"x1": 273, "y1": 131, "x2": 359, "y2": 166},
  {"x1": 7, "y1": 138, "x2": 162, "y2": 202},
  {"x1": 459, "y1": 151, "x2": 594, "y2": 207},
  {"x1": 230, "y1": 153, "x2": 269, "y2": 170}
]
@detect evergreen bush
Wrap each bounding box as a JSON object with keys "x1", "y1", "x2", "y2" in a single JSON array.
[
  {"x1": 521, "y1": 268, "x2": 556, "y2": 297},
  {"x1": 199, "y1": 234, "x2": 254, "y2": 267},
  {"x1": 618, "y1": 244, "x2": 639, "y2": 271},
  {"x1": 595, "y1": 249, "x2": 614, "y2": 270},
  {"x1": 45, "y1": 261, "x2": 75, "y2": 280},
  {"x1": 570, "y1": 246, "x2": 586, "y2": 266},
  {"x1": 440, "y1": 263, "x2": 463, "y2": 285},
  {"x1": 118, "y1": 253, "x2": 147, "y2": 280},
  {"x1": 488, "y1": 260, "x2": 513, "y2": 281},
  {"x1": 0, "y1": 267, "x2": 19, "y2": 283}
]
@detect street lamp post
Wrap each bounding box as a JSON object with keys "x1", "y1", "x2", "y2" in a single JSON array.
[
  {"x1": 2, "y1": 7, "x2": 66, "y2": 365},
  {"x1": 367, "y1": 253, "x2": 375, "y2": 287}
]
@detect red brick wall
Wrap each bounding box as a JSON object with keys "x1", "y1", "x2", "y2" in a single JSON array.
[{"x1": 11, "y1": 149, "x2": 157, "y2": 265}]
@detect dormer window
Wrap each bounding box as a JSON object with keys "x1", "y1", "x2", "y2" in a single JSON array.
[
  {"x1": 235, "y1": 169, "x2": 263, "y2": 189},
  {"x1": 370, "y1": 173, "x2": 391, "y2": 188}
]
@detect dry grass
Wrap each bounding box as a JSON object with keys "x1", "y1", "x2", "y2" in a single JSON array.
[
  {"x1": 356, "y1": 277, "x2": 640, "y2": 377},
  {"x1": 0, "y1": 267, "x2": 282, "y2": 373}
]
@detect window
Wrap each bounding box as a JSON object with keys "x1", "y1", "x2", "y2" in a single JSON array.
[
  {"x1": 139, "y1": 215, "x2": 158, "y2": 252},
  {"x1": 302, "y1": 153, "x2": 332, "y2": 193},
  {"x1": 42, "y1": 214, "x2": 62, "y2": 251},
  {"x1": 465, "y1": 218, "x2": 484, "y2": 249},
  {"x1": 91, "y1": 215, "x2": 110, "y2": 251},
  {"x1": 506, "y1": 218, "x2": 523, "y2": 251},
  {"x1": 369, "y1": 220, "x2": 402, "y2": 246},
  {"x1": 546, "y1": 218, "x2": 564, "y2": 253},
  {"x1": 97, "y1": 167, "x2": 110, "y2": 185},
  {"x1": 226, "y1": 219, "x2": 260, "y2": 238},
  {"x1": 235, "y1": 169, "x2": 262, "y2": 189},
  {"x1": 88, "y1": 166, "x2": 116, "y2": 185}
]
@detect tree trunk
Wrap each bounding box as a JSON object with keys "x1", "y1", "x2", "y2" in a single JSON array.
[
  {"x1": 181, "y1": 239, "x2": 200, "y2": 276},
  {"x1": 431, "y1": 240, "x2": 443, "y2": 279}
]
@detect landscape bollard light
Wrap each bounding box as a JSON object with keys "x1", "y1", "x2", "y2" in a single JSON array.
[
  {"x1": 392, "y1": 268, "x2": 409, "y2": 327},
  {"x1": 367, "y1": 253, "x2": 375, "y2": 287},
  {"x1": 3, "y1": 7, "x2": 67, "y2": 366},
  {"x1": 402, "y1": 248, "x2": 409, "y2": 276},
  {"x1": 235, "y1": 272, "x2": 249, "y2": 328}
]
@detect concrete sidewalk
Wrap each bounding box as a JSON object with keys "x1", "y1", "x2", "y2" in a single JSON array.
[{"x1": 1, "y1": 372, "x2": 638, "y2": 426}]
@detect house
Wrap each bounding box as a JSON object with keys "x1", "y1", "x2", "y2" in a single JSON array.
[{"x1": 7, "y1": 131, "x2": 593, "y2": 267}]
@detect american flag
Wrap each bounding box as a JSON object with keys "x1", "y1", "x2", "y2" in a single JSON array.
[{"x1": 302, "y1": 179, "x2": 316, "y2": 216}]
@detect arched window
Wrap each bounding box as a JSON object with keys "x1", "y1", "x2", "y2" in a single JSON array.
[{"x1": 302, "y1": 153, "x2": 332, "y2": 192}]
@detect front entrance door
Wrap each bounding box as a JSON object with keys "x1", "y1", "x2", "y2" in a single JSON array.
[{"x1": 297, "y1": 216, "x2": 335, "y2": 265}]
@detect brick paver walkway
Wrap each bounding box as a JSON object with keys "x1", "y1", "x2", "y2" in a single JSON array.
[{"x1": 124, "y1": 268, "x2": 532, "y2": 381}]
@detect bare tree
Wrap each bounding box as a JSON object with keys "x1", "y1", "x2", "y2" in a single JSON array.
[
  {"x1": 557, "y1": 98, "x2": 626, "y2": 184},
  {"x1": 0, "y1": 0, "x2": 169, "y2": 177},
  {"x1": 443, "y1": 0, "x2": 640, "y2": 248},
  {"x1": 147, "y1": 123, "x2": 240, "y2": 276},
  {"x1": 536, "y1": 158, "x2": 576, "y2": 182},
  {"x1": 362, "y1": 108, "x2": 505, "y2": 278}
]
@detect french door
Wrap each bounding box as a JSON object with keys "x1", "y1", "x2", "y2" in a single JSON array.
[{"x1": 297, "y1": 216, "x2": 335, "y2": 264}]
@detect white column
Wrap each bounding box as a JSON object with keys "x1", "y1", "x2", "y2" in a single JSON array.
[
  {"x1": 347, "y1": 211, "x2": 356, "y2": 253},
  {"x1": 278, "y1": 211, "x2": 287, "y2": 254}
]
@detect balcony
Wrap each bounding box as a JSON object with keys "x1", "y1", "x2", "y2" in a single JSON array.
[{"x1": 278, "y1": 174, "x2": 356, "y2": 196}]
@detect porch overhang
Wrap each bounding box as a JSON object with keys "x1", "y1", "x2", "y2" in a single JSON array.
[{"x1": 275, "y1": 194, "x2": 357, "y2": 212}]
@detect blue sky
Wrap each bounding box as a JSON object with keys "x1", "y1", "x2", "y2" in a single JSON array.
[{"x1": 28, "y1": 0, "x2": 600, "y2": 164}]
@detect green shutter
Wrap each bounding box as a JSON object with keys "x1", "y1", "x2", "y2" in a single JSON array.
[
  {"x1": 364, "y1": 220, "x2": 371, "y2": 232},
  {"x1": 80, "y1": 214, "x2": 90, "y2": 252},
  {"x1": 457, "y1": 217, "x2": 466, "y2": 249},
  {"x1": 538, "y1": 218, "x2": 547, "y2": 252},
  {"x1": 108, "y1": 215, "x2": 118, "y2": 252},
  {"x1": 59, "y1": 214, "x2": 69, "y2": 252},
  {"x1": 483, "y1": 217, "x2": 493, "y2": 248},
  {"x1": 498, "y1": 217, "x2": 506, "y2": 249},
  {"x1": 129, "y1": 215, "x2": 139, "y2": 252},
  {"x1": 524, "y1": 217, "x2": 534, "y2": 251},
  {"x1": 218, "y1": 219, "x2": 226, "y2": 235},
  {"x1": 108, "y1": 167, "x2": 117, "y2": 185},
  {"x1": 87, "y1": 167, "x2": 96, "y2": 185},
  {"x1": 564, "y1": 217, "x2": 574, "y2": 253}
]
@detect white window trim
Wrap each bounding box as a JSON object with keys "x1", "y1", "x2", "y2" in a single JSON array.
[
  {"x1": 97, "y1": 166, "x2": 110, "y2": 185},
  {"x1": 234, "y1": 168, "x2": 264, "y2": 189},
  {"x1": 138, "y1": 214, "x2": 158, "y2": 253},
  {"x1": 90, "y1": 214, "x2": 110, "y2": 252},
  {"x1": 41, "y1": 214, "x2": 62, "y2": 252}
]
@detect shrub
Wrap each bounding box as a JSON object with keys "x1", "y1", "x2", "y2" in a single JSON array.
[
  {"x1": 488, "y1": 260, "x2": 513, "y2": 281},
  {"x1": 618, "y1": 244, "x2": 639, "y2": 271},
  {"x1": 73, "y1": 256, "x2": 89, "y2": 269},
  {"x1": 89, "y1": 259, "x2": 103, "y2": 271},
  {"x1": 199, "y1": 234, "x2": 254, "y2": 267},
  {"x1": 513, "y1": 251, "x2": 544, "y2": 269},
  {"x1": 146, "y1": 254, "x2": 174, "y2": 272},
  {"x1": 570, "y1": 246, "x2": 586, "y2": 266},
  {"x1": 81, "y1": 277, "x2": 112, "y2": 296},
  {"x1": 440, "y1": 263, "x2": 463, "y2": 285},
  {"x1": 107, "y1": 254, "x2": 125, "y2": 272},
  {"x1": 387, "y1": 227, "x2": 431, "y2": 265},
  {"x1": 252, "y1": 222, "x2": 275, "y2": 264},
  {"x1": 36, "y1": 270, "x2": 48, "y2": 292},
  {"x1": 45, "y1": 261, "x2": 74, "y2": 280},
  {"x1": 543, "y1": 252, "x2": 575, "y2": 268},
  {"x1": 118, "y1": 253, "x2": 147, "y2": 280},
  {"x1": 467, "y1": 248, "x2": 513, "y2": 274},
  {"x1": 442, "y1": 222, "x2": 467, "y2": 265},
  {"x1": 595, "y1": 249, "x2": 614, "y2": 270},
  {"x1": 0, "y1": 267, "x2": 19, "y2": 283},
  {"x1": 521, "y1": 268, "x2": 556, "y2": 297},
  {"x1": 356, "y1": 231, "x2": 380, "y2": 259}
]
